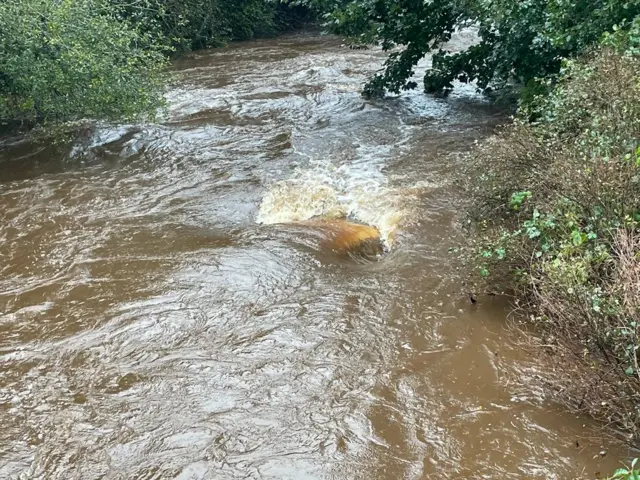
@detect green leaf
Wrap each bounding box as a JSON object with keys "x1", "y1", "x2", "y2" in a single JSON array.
[{"x1": 571, "y1": 229, "x2": 585, "y2": 246}]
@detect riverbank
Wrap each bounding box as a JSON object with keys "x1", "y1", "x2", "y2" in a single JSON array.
[{"x1": 464, "y1": 26, "x2": 640, "y2": 445}]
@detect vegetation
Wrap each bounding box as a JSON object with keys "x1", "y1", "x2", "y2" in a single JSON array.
[
  {"x1": 0, "y1": 0, "x2": 168, "y2": 126},
  {"x1": 610, "y1": 459, "x2": 640, "y2": 480},
  {"x1": 0, "y1": 0, "x2": 313, "y2": 128},
  {"x1": 465, "y1": 19, "x2": 640, "y2": 436},
  {"x1": 297, "y1": 0, "x2": 640, "y2": 97},
  {"x1": 10, "y1": 0, "x2": 635, "y2": 127},
  {"x1": 113, "y1": 0, "x2": 315, "y2": 51}
]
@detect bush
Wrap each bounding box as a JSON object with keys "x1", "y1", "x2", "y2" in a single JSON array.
[
  {"x1": 0, "y1": 0, "x2": 315, "y2": 129},
  {"x1": 466, "y1": 28, "x2": 640, "y2": 435},
  {"x1": 0, "y1": 0, "x2": 168, "y2": 126},
  {"x1": 111, "y1": 0, "x2": 228, "y2": 51},
  {"x1": 113, "y1": 0, "x2": 315, "y2": 51}
]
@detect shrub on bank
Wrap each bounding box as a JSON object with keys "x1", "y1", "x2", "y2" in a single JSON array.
[
  {"x1": 112, "y1": 0, "x2": 315, "y2": 51},
  {"x1": 0, "y1": 0, "x2": 315, "y2": 129},
  {"x1": 0, "y1": 0, "x2": 168, "y2": 126},
  {"x1": 467, "y1": 20, "x2": 640, "y2": 436}
]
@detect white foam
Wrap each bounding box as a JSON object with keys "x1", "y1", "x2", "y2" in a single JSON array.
[{"x1": 257, "y1": 165, "x2": 409, "y2": 247}]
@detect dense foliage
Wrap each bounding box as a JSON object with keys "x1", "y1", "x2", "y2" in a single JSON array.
[
  {"x1": 0, "y1": 0, "x2": 168, "y2": 126},
  {"x1": 300, "y1": 0, "x2": 640, "y2": 97},
  {"x1": 0, "y1": 0, "x2": 313, "y2": 128},
  {"x1": 466, "y1": 19, "x2": 640, "y2": 435},
  {"x1": 113, "y1": 0, "x2": 314, "y2": 51}
]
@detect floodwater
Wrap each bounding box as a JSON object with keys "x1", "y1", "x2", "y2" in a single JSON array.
[{"x1": 0, "y1": 32, "x2": 633, "y2": 479}]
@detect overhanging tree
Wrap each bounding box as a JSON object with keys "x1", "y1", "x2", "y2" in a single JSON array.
[{"x1": 293, "y1": 0, "x2": 640, "y2": 97}]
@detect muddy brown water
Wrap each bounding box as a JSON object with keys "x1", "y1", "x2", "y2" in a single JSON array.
[{"x1": 0, "y1": 33, "x2": 634, "y2": 479}]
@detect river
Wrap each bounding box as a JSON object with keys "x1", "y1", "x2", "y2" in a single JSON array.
[{"x1": 0, "y1": 32, "x2": 632, "y2": 479}]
